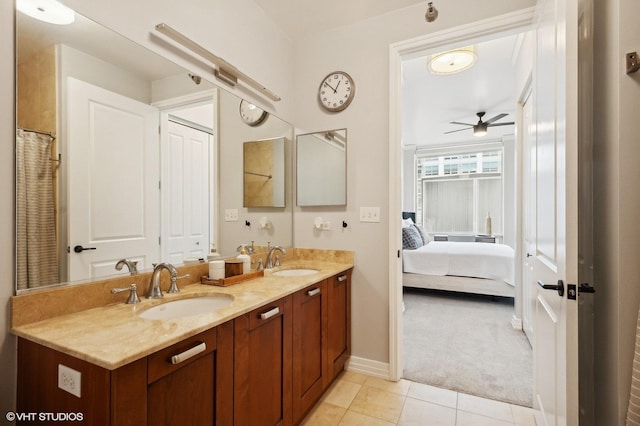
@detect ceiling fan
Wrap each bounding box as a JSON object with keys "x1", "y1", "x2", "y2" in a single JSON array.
[{"x1": 445, "y1": 112, "x2": 514, "y2": 137}]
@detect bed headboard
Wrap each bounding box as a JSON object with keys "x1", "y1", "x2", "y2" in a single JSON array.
[{"x1": 402, "y1": 211, "x2": 416, "y2": 223}]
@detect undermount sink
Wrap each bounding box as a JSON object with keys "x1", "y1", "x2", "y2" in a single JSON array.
[
  {"x1": 272, "y1": 268, "x2": 319, "y2": 277},
  {"x1": 138, "y1": 294, "x2": 234, "y2": 320}
]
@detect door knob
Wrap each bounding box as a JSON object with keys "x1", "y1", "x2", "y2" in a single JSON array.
[
  {"x1": 73, "y1": 245, "x2": 97, "y2": 253},
  {"x1": 537, "y1": 279, "x2": 564, "y2": 297}
]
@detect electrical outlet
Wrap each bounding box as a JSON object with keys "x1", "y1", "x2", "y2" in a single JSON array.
[
  {"x1": 224, "y1": 209, "x2": 239, "y2": 221},
  {"x1": 360, "y1": 207, "x2": 381, "y2": 223},
  {"x1": 58, "y1": 364, "x2": 81, "y2": 398}
]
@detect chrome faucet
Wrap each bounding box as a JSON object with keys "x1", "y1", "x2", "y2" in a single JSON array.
[
  {"x1": 115, "y1": 259, "x2": 139, "y2": 275},
  {"x1": 265, "y1": 246, "x2": 286, "y2": 269},
  {"x1": 147, "y1": 263, "x2": 179, "y2": 299}
]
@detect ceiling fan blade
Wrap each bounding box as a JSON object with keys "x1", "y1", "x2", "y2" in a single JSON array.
[
  {"x1": 449, "y1": 121, "x2": 475, "y2": 126},
  {"x1": 444, "y1": 127, "x2": 472, "y2": 134},
  {"x1": 484, "y1": 113, "x2": 508, "y2": 125},
  {"x1": 486, "y1": 121, "x2": 515, "y2": 127}
]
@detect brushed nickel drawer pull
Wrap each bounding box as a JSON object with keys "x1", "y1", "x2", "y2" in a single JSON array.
[
  {"x1": 337, "y1": 275, "x2": 347, "y2": 282},
  {"x1": 260, "y1": 306, "x2": 280, "y2": 320},
  {"x1": 307, "y1": 288, "x2": 321, "y2": 297},
  {"x1": 171, "y1": 342, "x2": 206, "y2": 364}
]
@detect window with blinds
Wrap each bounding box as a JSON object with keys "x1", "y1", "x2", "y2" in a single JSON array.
[{"x1": 416, "y1": 150, "x2": 502, "y2": 235}]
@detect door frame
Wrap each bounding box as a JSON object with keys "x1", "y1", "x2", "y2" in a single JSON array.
[
  {"x1": 387, "y1": 8, "x2": 536, "y2": 381},
  {"x1": 152, "y1": 90, "x2": 219, "y2": 261}
]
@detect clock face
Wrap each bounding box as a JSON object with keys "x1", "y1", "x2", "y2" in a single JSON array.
[
  {"x1": 318, "y1": 71, "x2": 355, "y2": 112},
  {"x1": 239, "y1": 100, "x2": 268, "y2": 126}
]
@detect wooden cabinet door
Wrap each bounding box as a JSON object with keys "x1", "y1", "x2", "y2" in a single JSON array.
[
  {"x1": 327, "y1": 270, "x2": 352, "y2": 382},
  {"x1": 292, "y1": 281, "x2": 327, "y2": 424},
  {"x1": 147, "y1": 328, "x2": 217, "y2": 425},
  {"x1": 234, "y1": 296, "x2": 293, "y2": 426}
]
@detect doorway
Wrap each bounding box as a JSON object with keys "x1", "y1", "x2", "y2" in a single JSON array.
[{"x1": 387, "y1": 6, "x2": 536, "y2": 391}]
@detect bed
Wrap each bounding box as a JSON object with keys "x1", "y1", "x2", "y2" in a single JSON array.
[{"x1": 401, "y1": 213, "x2": 515, "y2": 297}]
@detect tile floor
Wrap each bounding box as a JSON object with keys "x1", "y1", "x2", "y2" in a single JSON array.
[{"x1": 301, "y1": 371, "x2": 537, "y2": 425}]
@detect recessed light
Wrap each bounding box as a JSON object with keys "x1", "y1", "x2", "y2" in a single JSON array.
[{"x1": 17, "y1": 0, "x2": 75, "y2": 25}]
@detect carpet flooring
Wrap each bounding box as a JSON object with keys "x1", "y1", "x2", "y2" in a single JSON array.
[{"x1": 402, "y1": 287, "x2": 533, "y2": 407}]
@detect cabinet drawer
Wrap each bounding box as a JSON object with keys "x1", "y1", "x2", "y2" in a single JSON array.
[
  {"x1": 248, "y1": 298, "x2": 286, "y2": 331},
  {"x1": 148, "y1": 327, "x2": 217, "y2": 384}
]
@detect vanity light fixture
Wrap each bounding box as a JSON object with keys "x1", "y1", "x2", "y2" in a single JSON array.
[
  {"x1": 154, "y1": 23, "x2": 281, "y2": 102},
  {"x1": 17, "y1": 0, "x2": 75, "y2": 25},
  {"x1": 428, "y1": 45, "x2": 477, "y2": 75}
]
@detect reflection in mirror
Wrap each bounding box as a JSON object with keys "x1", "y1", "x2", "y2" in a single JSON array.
[
  {"x1": 15, "y1": 7, "x2": 293, "y2": 292},
  {"x1": 243, "y1": 138, "x2": 285, "y2": 207},
  {"x1": 296, "y1": 129, "x2": 347, "y2": 206}
]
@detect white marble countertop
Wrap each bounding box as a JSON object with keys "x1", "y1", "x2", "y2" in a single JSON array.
[{"x1": 12, "y1": 261, "x2": 352, "y2": 370}]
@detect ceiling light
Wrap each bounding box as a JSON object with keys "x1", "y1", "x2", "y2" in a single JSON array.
[
  {"x1": 17, "y1": 0, "x2": 75, "y2": 25},
  {"x1": 428, "y1": 46, "x2": 477, "y2": 75},
  {"x1": 473, "y1": 123, "x2": 488, "y2": 137}
]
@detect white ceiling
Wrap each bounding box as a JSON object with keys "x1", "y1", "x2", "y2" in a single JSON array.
[
  {"x1": 253, "y1": 0, "x2": 427, "y2": 39},
  {"x1": 401, "y1": 35, "x2": 519, "y2": 147}
]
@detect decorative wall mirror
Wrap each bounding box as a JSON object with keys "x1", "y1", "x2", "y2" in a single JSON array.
[
  {"x1": 296, "y1": 129, "x2": 347, "y2": 206},
  {"x1": 15, "y1": 6, "x2": 293, "y2": 292}
]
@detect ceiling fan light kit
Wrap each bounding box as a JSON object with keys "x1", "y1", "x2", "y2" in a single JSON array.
[{"x1": 428, "y1": 45, "x2": 477, "y2": 75}]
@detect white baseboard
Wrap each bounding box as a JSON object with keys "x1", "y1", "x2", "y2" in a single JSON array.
[
  {"x1": 511, "y1": 314, "x2": 522, "y2": 330},
  {"x1": 345, "y1": 356, "x2": 391, "y2": 380}
]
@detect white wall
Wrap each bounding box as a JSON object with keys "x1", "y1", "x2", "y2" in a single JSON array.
[
  {"x1": 593, "y1": 0, "x2": 640, "y2": 423},
  {"x1": 292, "y1": 0, "x2": 535, "y2": 366}
]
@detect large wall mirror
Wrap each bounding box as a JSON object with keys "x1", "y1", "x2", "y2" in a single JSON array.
[
  {"x1": 296, "y1": 129, "x2": 347, "y2": 206},
  {"x1": 15, "y1": 6, "x2": 293, "y2": 292}
]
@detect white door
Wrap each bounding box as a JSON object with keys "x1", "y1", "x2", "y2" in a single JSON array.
[
  {"x1": 67, "y1": 78, "x2": 160, "y2": 281},
  {"x1": 161, "y1": 118, "x2": 211, "y2": 264},
  {"x1": 532, "y1": 0, "x2": 579, "y2": 423},
  {"x1": 522, "y1": 90, "x2": 536, "y2": 346}
]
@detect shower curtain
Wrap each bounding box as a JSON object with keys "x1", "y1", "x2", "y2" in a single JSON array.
[{"x1": 16, "y1": 129, "x2": 59, "y2": 290}]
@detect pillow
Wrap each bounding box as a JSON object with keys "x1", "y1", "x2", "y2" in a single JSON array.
[
  {"x1": 402, "y1": 225, "x2": 423, "y2": 249},
  {"x1": 415, "y1": 224, "x2": 430, "y2": 244},
  {"x1": 402, "y1": 218, "x2": 414, "y2": 228}
]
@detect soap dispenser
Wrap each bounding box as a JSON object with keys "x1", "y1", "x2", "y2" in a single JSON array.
[{"x1": 237, "y1": 245, "x2": 251, "y2": 274}]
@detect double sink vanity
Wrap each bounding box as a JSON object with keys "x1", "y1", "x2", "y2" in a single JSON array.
[{"x1": 12, "y1": 248, "x2": 354, "y2": 425}]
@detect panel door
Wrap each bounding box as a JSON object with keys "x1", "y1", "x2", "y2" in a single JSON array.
[
  {"x1": 532, "y1": 0, "x2": 580, "y2": 423},
  {"x1": 161, "y1": 119, "x2": 211, "y2": 264},
  {"x1": 67, "y1": 78, "x2": 159, "y2": 281}
]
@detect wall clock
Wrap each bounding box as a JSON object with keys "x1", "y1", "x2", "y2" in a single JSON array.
[
  {"x1": 239, "y1": 100, "x2": 268, "y2": 126},
  {"x1": 318, "y1": 71, "x2": 355, "y2": 112}
]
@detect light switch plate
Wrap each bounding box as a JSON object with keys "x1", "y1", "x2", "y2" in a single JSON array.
[
  {"x1": 360, "y1": 207, "x2": 381, "y2": 223},
  {"x1": 224, "y1": 209, "x2": 239, "y2": 221}
]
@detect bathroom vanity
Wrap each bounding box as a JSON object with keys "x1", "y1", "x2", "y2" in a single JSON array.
[{"x1": 12, "y1": 250, "x2": 353, "y2": 425}]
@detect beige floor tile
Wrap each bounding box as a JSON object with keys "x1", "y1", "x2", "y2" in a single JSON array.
[
  {"x1": 322, "y1": 379, "x2": 362, "y2": 408},
  {"x1": 300, "y1": 402, "x2": 346, "y2": 426},
  {"x1": 350, "y1": 385, "x2": 407, "y2": 423},
  {"x1": 457, "y1": 393, "x2": 514, "y2": 423},
  {"x1": 339, "y1": 410, "x2": 396, "y2": 426},
  {"x1": 340, "y1": 371, "x2": 369, "y2": 385},
  {"x1": 363, "y1": 376, "x2": 412, "y2": 395},
  {"x1": 407, "y1": 381, "x2": 458, "y2": 409},
  {"x1": 456, "y1": 410, "x2": 514, "y2": 426},
  {"x1": 399, "y1": 397, "x2": 457, "y2": 426},
  {"x1": 510, "y1": 404, "x2": 537, "y2": 426}
]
